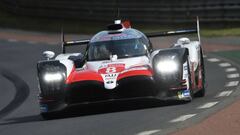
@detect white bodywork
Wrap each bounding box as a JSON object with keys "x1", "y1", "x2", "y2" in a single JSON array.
[
  {"x1": 55, "y1": 54, "x2": 150, "y2": 90},
  {"x1": 55, "y1": 53, "x2": 80, "y2": 77},
  {"x1": 175, "y1": 38, "x2": 201, "y2": 71},
  {"x1": 86, "y1": 56, "x2": 150, "y2": 89},
  {"x1": 150, "y1": 37, "x2": 201, "y2": 72},
  {"x1": 53, "y1": 37, "x2": 201, "y2": 90}
]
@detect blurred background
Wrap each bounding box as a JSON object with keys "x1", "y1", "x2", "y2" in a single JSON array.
[
  {"x1": 0, "y1": 1, "x2": 240, "y2": 135},
  {"x1": 0, "y1": 0, "x2": 240, "y2": 36}
]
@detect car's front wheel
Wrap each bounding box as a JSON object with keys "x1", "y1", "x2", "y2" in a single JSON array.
[{"x1": 195, "y1": 48, "x2": 205, "y2": 97}]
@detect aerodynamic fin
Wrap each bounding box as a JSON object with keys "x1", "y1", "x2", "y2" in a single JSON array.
[
  {"x1": 61, "y1": 29, "x2": 89, "y2": 53},
  {"x1": 146, "y1": 17, "x2": 200, "y2": 40},
  {"x1": 197, "y1": 16, "x2": 201, "y2": 44}
]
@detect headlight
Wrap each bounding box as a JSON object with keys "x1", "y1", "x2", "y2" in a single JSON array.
[
  {"x1": 43, "y1": 72, "x2": 64, "y2": 82},
  {"x1": 156, "y1": 60, "x2": 178, "y2": 73}
]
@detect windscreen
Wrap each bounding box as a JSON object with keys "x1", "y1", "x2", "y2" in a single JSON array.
[{"x1": 88, "y1": 38, "x2": 147, "y2": 61}]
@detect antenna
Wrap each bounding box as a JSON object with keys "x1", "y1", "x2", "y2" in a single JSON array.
[
  {"x1": 61, "y1": 27, "x2": 66, "y2": 53},
  {"x1": 115, "y1": 0, "x2": 120, "y2": 19},
  {"x1": 117, "y1": 8, "x2": 120, "y2": 18},
  {"x1": 197, "y1": 16, "x2": 201, "y2": 44}
]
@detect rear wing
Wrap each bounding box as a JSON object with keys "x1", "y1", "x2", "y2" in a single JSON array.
[
  {"x1": 61, "y1": 30, "x2": 89, "y2": 53},
  {"x1": 146, "y1": 17, "x2": 201, "y2": 43},
  {"x1": 61, "y1": 17, "x2": 201, "y2": 53}
]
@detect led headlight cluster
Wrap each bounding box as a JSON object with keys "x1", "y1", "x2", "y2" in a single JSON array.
[
  {"x1": 156, "y1": 60, "x2": 178, "y2": 73},
  {"x1": 43, "y1": 72, "x2": 64, "y2": 83}
]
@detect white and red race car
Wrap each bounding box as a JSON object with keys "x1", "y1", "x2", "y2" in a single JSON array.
[{"x1": 37, "y1": 19, "x2": 205, "y2": 119}]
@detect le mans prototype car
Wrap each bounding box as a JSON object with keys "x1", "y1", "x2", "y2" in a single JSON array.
[{"x1": 37, "y1": 19, "x2": 205, "y2": 118}]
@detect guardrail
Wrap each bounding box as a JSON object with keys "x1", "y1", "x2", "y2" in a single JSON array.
[{"x1": 1, "y1": 0, "x2": 240, "y2": 23}]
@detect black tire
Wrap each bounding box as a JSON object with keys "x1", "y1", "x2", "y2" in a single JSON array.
[
  {"x1": 41, "y1": 112, "x2": 61, "y2": 120},
  {"x1": 41, "y1": 112, "x2": 54, "y2": 120},
  {"x1": 185, "y1": 58, "x2": 193, "y2": 101},
  {"x1": 195, "y1": 48, "x2": 205, "y2": 97},
  {"x1": 195, "y1": 86, "x2": 205, "y2": 97}
]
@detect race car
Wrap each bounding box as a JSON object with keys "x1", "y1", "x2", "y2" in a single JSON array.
[{"x1": 37, "y1": 19, "x2": 205, "y2": 119}]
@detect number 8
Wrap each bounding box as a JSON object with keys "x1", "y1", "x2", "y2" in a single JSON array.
[{"x1": 106, "y1": 67, "x2": 116, "y2": 73}]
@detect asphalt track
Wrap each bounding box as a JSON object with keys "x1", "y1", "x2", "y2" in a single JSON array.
[{"x1": 0, "y1": 39, "x2": 239, "y2": 135}]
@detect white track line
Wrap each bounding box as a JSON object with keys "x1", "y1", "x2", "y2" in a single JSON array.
[
  {"x1": 215, "y1": 90, "x2": 233, "y2": 98},
  {"x1": 227, "y1": 73, "x2": 240, "y2": 79},
  {"x1": 7, "y1": 39, "x2": 18, "y2": 42},
  {"x1": 225, "y1": 81, "x2": 239, "y2": 87},
  {"x1": 225, "y1": 68, "x2": 237, "y2": 72},
  {"x1": 219, "y1": 63, "x2": 231, "y2": 67},
  {"x1": 136, "y1": 130, "x2": 161, "y2": 135},
  {"x1": 170, "y1": 114, "x2": 196, "y2": 123},
  {"x1": 197, "y1": 102, "x2": 218, "y2": 109},
  {"x1": 207, "y1": 58, "x2": 220, "y2": 62}
]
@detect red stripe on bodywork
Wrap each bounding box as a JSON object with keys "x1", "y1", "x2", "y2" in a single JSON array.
[
  {"x1": 197, "y1": 65, "x2": 203, "y2": 90},
  {"x1": 66, "y1": 69, "x2": 103, "y2": 84},
  {"x1": 66, "y1": 65, "x2": 152, "y2": 84},
  {"x1": 118, "y1": 69, "x2": 153, "y2": 80}
]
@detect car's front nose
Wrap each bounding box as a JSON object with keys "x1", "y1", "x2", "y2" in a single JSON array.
[{"x1": 65, "y1": 75, "x2": 156, "y2": 104}]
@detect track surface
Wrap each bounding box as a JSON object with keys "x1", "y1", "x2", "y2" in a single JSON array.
[{"x1": 0, "y1": 39, "x2": 239, "y2": 135}]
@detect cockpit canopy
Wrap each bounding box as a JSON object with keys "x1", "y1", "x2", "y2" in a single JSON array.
[{"x1": 87, "y1": 28, "x2": 150, "y2": 61}]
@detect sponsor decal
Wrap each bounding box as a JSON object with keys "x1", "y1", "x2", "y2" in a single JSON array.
[
  {"x1": 106, "y1": 81, "x2": 114, "y2": 84},
  {"x1": 178, "y1": 89, "x2": 190, "y2": 99},
  {"x1": 183, "y1": 89, "x2": 190, "y2": 96},
  {"x1": 40, "y1": 104, "x2": 48, "y2": 113},
  {"x1": 101, "y1": 73, "x2": 119, "y2": 89},
  {"x1": 98, "y1": 63, "x2": 125, "y2": 89},
  {"x1": 104, "y1": 73, "x2": 117, "y2": 78},
  {"x1": 120, "y1": 66, "x2": 148, "y2": 74}
]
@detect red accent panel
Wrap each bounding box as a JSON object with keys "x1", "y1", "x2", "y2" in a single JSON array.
[
  {"x1": 118, "y1": 69, "x2": 153, "y2": 80},
  {"x1": 197, "y1": 65, "x2": 203, "y2": 90},
  {"x1": 66, "y1": 69, "x2": 103, "y2": 84},
  {"x1": 65, "y1": 66, "x2": 75, "y2": 84},
  {"x1": 191, "y1": 63, "x2": 196, "y2": 90},
  {"x1": 122, "y1": 20, "x2": 131, "y2": 28}
]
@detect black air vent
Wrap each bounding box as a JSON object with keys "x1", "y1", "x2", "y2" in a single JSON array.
[{"x1": 107, "y1": 24, "x2": 123, "y2": 31}]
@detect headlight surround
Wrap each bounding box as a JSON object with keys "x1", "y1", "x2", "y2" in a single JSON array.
[
  {"x1": 43, "y1": 72, "x2": 64, "y2": 83},
  {"x1": 156, "y1": 60, "x2": 178, "y2": 73}
]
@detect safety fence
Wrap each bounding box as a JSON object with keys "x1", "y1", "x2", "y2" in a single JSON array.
[{"x1": 1, "y1": 0, "x2": 240, "y2": 23}]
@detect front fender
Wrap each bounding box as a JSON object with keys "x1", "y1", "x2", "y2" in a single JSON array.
[{"x1": 151, "y1": 48, "x2": 189, "y2": 86}]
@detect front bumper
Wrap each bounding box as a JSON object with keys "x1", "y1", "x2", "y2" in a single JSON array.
[
  {"x1": 39, "y1": 75, "x2": 190, "y2": 113},
  {"x1": 66, "y1": 75, "x2": 156, "y2": 104}
]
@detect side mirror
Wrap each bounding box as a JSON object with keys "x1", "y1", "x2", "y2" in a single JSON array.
[
  {"x1": 43, "y1": 51, "x2": 55, "y2": 60},
  {"x1": 68, "y1": 54, "x2": 85, "y2": 68}
]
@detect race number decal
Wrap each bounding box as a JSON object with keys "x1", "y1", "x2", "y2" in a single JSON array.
[
  {"x1": 106, "y1": 67, "x2": 116, "y2": 73},
  {"x1": 98, "y1": 63, "x2": 125, "y2": 74},
  {"x1": 98, "y1": 63, "x2": 124, "y2": 89}
]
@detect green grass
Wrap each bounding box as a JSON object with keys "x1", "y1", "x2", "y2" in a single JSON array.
[
  {"x1": 0, "y1": 9, "x2": 240, "y2": 37},
  {"x1": 0, "y1": 9, "x2": 106, "y2": 34},
  {"x1": 202, "y1": 28, "x2": 240, "y2": 37}
]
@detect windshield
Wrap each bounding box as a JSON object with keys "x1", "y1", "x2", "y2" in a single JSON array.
[{"x1": 88, "y1": 38, "x2": 147, "y2": 61}]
